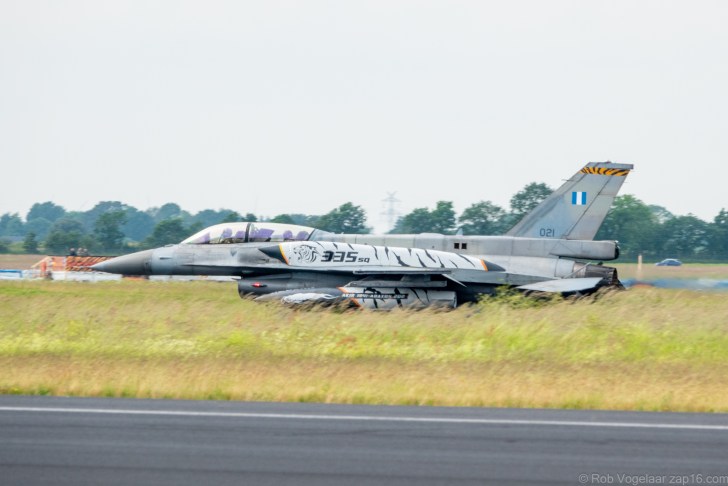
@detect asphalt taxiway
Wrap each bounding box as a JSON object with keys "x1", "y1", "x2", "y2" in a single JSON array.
[{"x1": 1, "y1": 395, "x2": 727, "y2": 485}]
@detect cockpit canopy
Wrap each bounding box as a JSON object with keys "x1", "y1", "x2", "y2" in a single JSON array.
[{"x1": 181, "y1": 222, "x2": 331, "y2": 245}]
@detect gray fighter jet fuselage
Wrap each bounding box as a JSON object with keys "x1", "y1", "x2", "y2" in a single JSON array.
[{"x1": 93, "y1": 162, "x2": 633, "y2": 309}]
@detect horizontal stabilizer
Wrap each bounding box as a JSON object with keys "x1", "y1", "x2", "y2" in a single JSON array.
[{"x1": 517, "y1": 277, "x2": 604, "y2": 293}]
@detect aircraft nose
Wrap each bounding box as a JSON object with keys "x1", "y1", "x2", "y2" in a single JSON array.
[{"x1": 92, "y1": 249, "x2": 154, "y2": 275}]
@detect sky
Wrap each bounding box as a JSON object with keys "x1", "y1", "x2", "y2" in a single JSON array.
[{"x1": 1, "y1": 0, "x2": 727, "y2": 233}]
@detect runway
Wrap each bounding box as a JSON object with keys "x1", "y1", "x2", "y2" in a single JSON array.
[{"x1": 2, "y1": 396, "x2": 728, "y2": 485}]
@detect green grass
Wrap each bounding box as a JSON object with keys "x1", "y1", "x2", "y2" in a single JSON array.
[{"x1": 1, "y1": 280, "x2": 728, "y2": 411}]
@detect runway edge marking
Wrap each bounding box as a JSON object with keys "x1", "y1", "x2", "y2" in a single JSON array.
[{"x1": 1, "y1": 406, "x2": 728, "y2": 431}]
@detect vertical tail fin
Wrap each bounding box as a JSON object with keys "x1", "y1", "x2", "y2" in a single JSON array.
[{"x1": 505, "y1": 162, "x2": 633, "y2": 240}]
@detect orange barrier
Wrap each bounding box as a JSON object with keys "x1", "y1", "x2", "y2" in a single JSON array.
[
  {"x1": 33, "y1": 256, "x2": 115, "y2": 274},
  {"x1": 64, "y1": 256, "x2": 113, "y2": 272}
]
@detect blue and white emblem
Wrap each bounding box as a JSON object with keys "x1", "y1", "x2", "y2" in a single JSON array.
[{"x1": 571, "y1": 191, "x2": 587, "y2": 205}]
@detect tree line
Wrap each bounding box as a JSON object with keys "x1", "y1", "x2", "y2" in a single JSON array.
[{"x1": 1, "y1": 182, "x2": 726, "y2": 261}]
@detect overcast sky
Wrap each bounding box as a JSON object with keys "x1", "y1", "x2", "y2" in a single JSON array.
[{"x1": 1, "y1": 0, "x2": 726, "y2": 232}]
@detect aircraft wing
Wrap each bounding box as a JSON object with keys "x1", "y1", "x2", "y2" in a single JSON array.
[
  {"x1": 353, "y1": 267, "x2": 509, "y2": 287},
  {"x1": 516, "y1": 277, "x2": 604, "y2": 293},
  {"x1": 352, "y1": 268, "x2": 452, "y2": 275}
]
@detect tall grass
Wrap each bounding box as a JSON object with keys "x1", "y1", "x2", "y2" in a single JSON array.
[{"x1": 2, "y1": 280, "x2": 728, "y2": 411}]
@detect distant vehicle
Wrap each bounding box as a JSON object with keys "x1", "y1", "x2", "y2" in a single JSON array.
[
  {"x1": 655, "y1": 259, "x2": 682, "y2": 267},
  {"x1": 94, "y1": 161, "x2": 633, "y2": 308}
]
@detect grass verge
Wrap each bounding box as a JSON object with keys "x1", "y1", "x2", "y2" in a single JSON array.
[{"x1": 2, "y1": 280, "x2": 728, "y2": 411}]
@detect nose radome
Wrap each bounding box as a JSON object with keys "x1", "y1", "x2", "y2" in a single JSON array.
[{"x1": 92, "y1": 249, "x2": 154, "y2": 275}]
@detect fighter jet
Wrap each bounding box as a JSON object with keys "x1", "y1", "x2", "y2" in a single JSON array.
[{"x1": 93, "y1": 162, "x2": 633, "y2": 309}]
